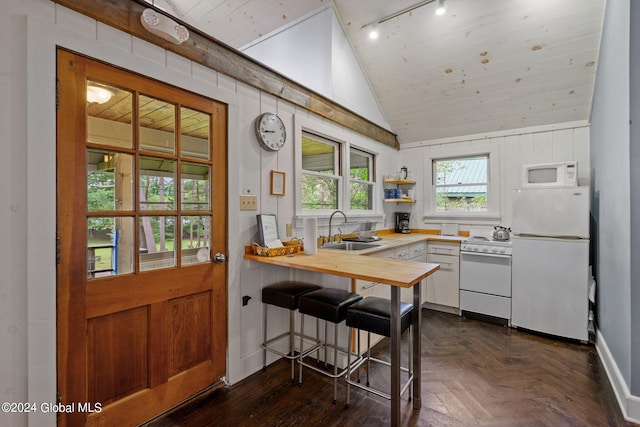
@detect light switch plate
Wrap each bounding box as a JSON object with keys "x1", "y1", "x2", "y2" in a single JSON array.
[{"x1": 240, "y1": 195, "x2": 257, "y2": 211}]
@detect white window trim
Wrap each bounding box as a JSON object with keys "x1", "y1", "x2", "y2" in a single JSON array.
[
  {"x1": 422, "y1": 142, "x2": 501, "y2": 224},
  {"x1": 293, "y1": 115, "x2": 383, "y2": 227},
  {"x1": 348, "y1": 147, "x2": 376, "y2": 211}
]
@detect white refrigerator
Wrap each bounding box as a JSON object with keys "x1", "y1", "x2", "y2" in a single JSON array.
[{"x1": 511, "y1": 187, "x2": 590, "y2": 341}]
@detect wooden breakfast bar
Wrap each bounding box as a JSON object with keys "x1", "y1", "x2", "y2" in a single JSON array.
[{"x1": 244, "y1": 249, "x2": 440, "y2": 427}]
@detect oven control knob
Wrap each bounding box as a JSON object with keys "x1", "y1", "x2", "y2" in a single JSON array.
[
  {"x1": 482, "y1": 247, "x2": 489, "y2": 252},
  {"x1": 492, "y1": 248, "x2": 498, "y2": 253},
  {"x1": 499, "y1": 248, "x2": 506, "y2": 254}
]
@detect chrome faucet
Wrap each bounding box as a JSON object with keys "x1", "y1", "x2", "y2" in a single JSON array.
[{"x1": 326, "y1": 210, "x2": 347, "y2": 244}]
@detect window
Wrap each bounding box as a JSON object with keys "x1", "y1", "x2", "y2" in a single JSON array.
[
  {"x1": 301, "y1": 132, "x2": 340, "y2": 210},
  {"x1": 298, "y1": 126, "x2": 377, "y2": 215},
  {"x1": 349, "y1": 148, "x2": 374, "y2": 210},
  {"x1": 433, "y1": 155, "x2": 488, "y2": 212}
]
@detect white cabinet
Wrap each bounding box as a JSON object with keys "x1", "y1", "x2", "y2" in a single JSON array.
[
  {"x1": 398, "y1": 242, "x2": 426, "y2": 304},
  {"x1": 424, "y1": 241, "x2": 460, "y2": 312}
]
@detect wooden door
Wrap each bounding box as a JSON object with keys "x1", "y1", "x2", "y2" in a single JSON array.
[{"x1": 56, "y1": 49, "x2": 228, "y2": 427}]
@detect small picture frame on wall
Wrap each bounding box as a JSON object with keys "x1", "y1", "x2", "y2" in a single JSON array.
[{"x1": 270, "y1": 170, "x2": 285, "y2": 196}]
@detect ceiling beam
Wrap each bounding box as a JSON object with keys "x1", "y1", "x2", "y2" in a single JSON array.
[{"x1": 51, "y1": 0, "x2": 400, "y2": 150}]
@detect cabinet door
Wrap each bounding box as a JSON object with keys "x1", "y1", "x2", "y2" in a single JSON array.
[
  {"x1": 405, "y1": 242, "x2": 427, "y2": 304},
  {"x1": 425, "y1": 253, "x2": 460, "y2": 308},
  {"x1": 410, "y1": 242, "x2": 427, "y2": 259},
  {"x1": 427, "y1": 241, "x2": 460, "y2": 256}
]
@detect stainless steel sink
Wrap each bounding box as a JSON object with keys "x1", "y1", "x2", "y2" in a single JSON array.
[{"x1": 320, "y1": 242, "x2": 381, "y2": 251}]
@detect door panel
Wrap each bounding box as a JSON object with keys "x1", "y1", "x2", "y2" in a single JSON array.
[
  {"x1": 88, "y1": 307, "x2": 149, "y2": 405},
  {"x1": 168, "y1": 292, "x2": 213, "y2": 376},
  {"x1": 56, "y1": 48, "x2": 228, "y2": 427}
]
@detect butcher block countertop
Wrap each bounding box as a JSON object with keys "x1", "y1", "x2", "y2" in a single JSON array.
[
  {"x1": 243, "y1": 232, "x2": 460, "y2": 287},
  {"x1": 320, "y1": 232, "x2": 465, "y2": 256},
  {"x1": 244, "y1": 249, "x2": 439, "y2": 288}
]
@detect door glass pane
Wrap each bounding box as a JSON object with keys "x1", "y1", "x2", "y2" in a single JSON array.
[
  {"x1": 181, "y1": 163, "x2": 210, "y2": 210},
  {"x1": 86, "y1": 81, "x2": 133, "y2": 149},
  {"x1": 139, "y1": 216, "x2": 176, "y2": 271},
  {"x1": 139, "y1": 157, "x2": 176, "y2": 210},
  {"x1": 181, "y1": 216, "x2": 211, "y2": 265},
  {"x1": 139, "y1": 95, "x2": 176, "y2": 154},
  {"x1": 181, "y1": 107, "x2": 210, "y2": 159},
  {"x1": 87, "y1": 149, "x2": 134, "y2": 211},
  {"x1": 87, "y1": 216, "x2": 134, "y2": 278}
]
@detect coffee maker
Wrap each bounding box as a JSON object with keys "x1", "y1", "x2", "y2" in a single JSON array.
[{"x1": 395, "y1": 212, "x2": 411, "y2": 234}]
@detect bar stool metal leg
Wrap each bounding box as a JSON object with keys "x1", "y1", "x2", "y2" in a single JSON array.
[
  {"x1": 344, "y1": 297, "x2": 414, "y2": 407},
  {"x1": 261, "y1": 281, "x2": 321, "y2": 382},
  {"x1": 296, "y1": 288, "x2": 363, "y2": 404}
]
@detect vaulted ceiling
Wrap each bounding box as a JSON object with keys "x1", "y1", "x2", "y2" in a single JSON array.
[{"x1": 144, "y1": 0, "x2": 605, "y2": 144}]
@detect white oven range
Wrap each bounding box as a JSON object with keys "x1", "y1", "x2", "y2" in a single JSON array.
[{"x1": 459, "y1": 237, "x2": 512, "y2": 323}]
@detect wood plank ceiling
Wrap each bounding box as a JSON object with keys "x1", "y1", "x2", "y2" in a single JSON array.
[{"x1": 143, "y1": 0, "x2": 605, "y2": 145}]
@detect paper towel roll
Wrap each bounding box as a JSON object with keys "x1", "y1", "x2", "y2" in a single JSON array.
[{"x1": 303, "y1": 217, "x2": 318, "y2": 255}]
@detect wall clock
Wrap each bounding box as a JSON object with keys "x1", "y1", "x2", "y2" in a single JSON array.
[{"x1": 255, "y1": 112, "x2": 286, "y2": 151}]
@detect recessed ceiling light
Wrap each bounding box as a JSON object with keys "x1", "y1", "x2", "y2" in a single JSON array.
[{"x1": 436, "y1": 0, "x2": 446, "y2": 15}]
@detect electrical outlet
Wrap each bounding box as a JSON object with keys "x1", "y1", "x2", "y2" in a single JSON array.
[
  {"x1": 286, "y1": 223, "x2": 293, "y2": 236},
  {"x1": 240, "y1": 195, "x2": 257, "y2": 211}
]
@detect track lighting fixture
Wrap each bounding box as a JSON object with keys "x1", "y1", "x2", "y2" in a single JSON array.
[{"x1": 363, "y1": 0, "x2": 449, "y2": 41}]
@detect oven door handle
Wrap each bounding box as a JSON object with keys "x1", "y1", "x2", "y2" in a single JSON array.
[{"x1": 461, "y1": 252, "x2": 511, "y2": 259}]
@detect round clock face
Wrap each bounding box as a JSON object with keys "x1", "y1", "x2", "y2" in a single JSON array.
[{"x1": 255, "y1": 113, "x2": 286, "y2": 151}]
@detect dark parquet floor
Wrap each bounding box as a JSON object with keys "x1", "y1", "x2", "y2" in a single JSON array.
[{"x1": 147, "y1": 309, "x2": 635, "y2": 427}]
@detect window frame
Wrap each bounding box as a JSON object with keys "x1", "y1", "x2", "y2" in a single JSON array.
[
  {"x1": 433, "y1": 154, "x2": 489, "y2": 213},
  {"x1": 300, "y1": 131, "x2": 342, "y2": 212},
  {"x1": 294, "y1": 115, "x2": 381, "y2": 222},
  {"x1": 423, "y1": 143, "x2": 501, "y2": 223},
  {"x1": 348, "y1": 147, "x2": 376, "y2": 211}
]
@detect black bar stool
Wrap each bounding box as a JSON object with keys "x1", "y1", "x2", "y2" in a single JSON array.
[
  {"x1": 297, "y1": 288, "x2": 363, "y2": 403},
  {"x1": 345, "y1": 296, "x2": 414, "y2": 407},
  {"x1": 262, "y1": 281, "x2": 322, "y2": 381}
]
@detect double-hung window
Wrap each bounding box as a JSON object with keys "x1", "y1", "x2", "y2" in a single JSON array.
[
  {"x1": 349, "y1": 148, "x2": 374, "y2": 210},
  {"x1": 433, "y1": 155, "x2": 488, "y2": 212},
  {"x1": 298, "y1": 127, "x2": 378, "y2": 216},
  {"x1": 301, "y1": 132, "x2": 340, "y2": 210}
]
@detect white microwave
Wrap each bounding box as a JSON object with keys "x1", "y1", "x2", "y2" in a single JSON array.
[{"x1": 523, "y1": 161, "x2": 578, "y2": 188}]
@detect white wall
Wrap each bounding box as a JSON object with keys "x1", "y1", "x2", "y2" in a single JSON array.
[
  {"x1": 397, "y1": 122, "x2": 590, "y2": 233},
  {"x1": 0, "y1": 2, "x2": 398, "y2": 426},
  {"x1": 0, "y1": 9, "x2": 29, "y2": 427},
  {"x1": 242, "y1": 5, "x2": 391, "y2": 130},
  {"x1": 590, "y1": 0, "x2": 631, "y2": 392},
  {"x1": 330, "y1": 12, "x2": 389, "y2": 129},
  {"x1": 630, "y1": 0, "x2": 640, "y2": 401},
  {"x1": 590, "y1": 0, "x2": 640, "y2": 422},
  {"x1": 242, "y1": 6, "x2": 334, "y2": 99}
]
